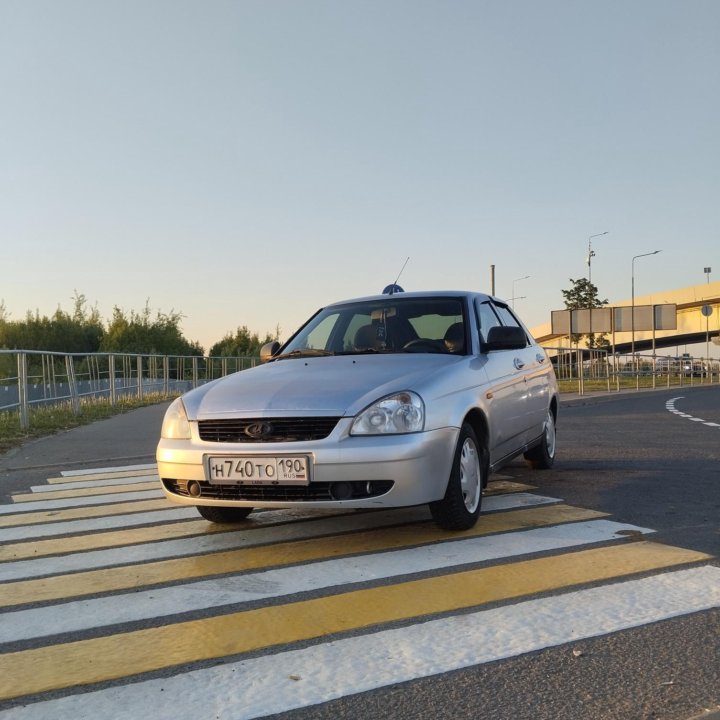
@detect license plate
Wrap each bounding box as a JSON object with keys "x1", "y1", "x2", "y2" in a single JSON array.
[{"x1": 207, "y1": 456, "x2": 310, "y2": 485}]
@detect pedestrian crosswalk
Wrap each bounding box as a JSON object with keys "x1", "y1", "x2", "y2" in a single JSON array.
[{"x1": 0, "y1": 465, "x2": 717, "y2": 718}]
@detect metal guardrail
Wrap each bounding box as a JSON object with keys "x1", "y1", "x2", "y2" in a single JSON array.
[
  {"x1": 544, "y1": 347, "x2": 720, "y2": 395},
  {"x1": 3, "y1": 348, "x2": 719, "y2": 426},
  {"x1": 0, "y1": 350, "x2": 259, "y2": 429}
]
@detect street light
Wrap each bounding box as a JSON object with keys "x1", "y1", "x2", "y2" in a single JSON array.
[
  {"x1": 704, "y1": 267, "x2": 712, "y2": 371},
  {"x1": 631, "y1": 250, "x2": 661, "y2": 363},
  {"x1": 512, "y1": 275, "x2": 530, "y2": 309},
  {"x1": 587, "y1": 231, "x2": 608, "y2": 285}
]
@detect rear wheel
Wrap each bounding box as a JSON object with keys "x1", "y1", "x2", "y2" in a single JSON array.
[
  {"x1": 524, "y1": 408, "x2": 556, "y2": 469},
  {"x1": 429, "y1": 423, "x2": 485, "y2": 530},
  {"x1": 196, "y1": 505, "x2": 254, "y2": 523}
]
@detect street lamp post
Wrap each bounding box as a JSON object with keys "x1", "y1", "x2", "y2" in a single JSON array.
[
  {"x1": 631, "y1": 250, "x2": 661, "y2": 368},
  {"x1": 512, "y1": 275, "x2": 530, "y2": 309},
  {"x1": 704, "y1": 267, "x2": 712, "y2": 372},
  {"x1": 587, "y1": 231, "x2": 608, "y2": 285}
]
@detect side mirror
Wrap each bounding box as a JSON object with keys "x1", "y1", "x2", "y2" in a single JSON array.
[
  {"x1": 260, "y1": 341, "x2": 281, "y2": 363},
  {"x1": 483, "y1": 326, "x2": 527, "y2": 352}
]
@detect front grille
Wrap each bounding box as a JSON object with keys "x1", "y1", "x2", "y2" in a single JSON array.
[
  {"x1": 162, "y1": 478, "x2": 394, "y2": 502},
  {"x1": 198, "y1": 417, "x2": 341, "y2": 443}
]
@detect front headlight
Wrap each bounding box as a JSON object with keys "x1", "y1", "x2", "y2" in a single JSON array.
[
  {"x1": 350, "y1": 391, "x2": 425, "y2": 435},
  {"x1": 161, "y1": 397, "x2": 192, "y2": 439}
]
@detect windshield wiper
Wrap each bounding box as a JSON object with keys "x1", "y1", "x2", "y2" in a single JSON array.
[{"x1": 272, "y1": 349, "x2": 336, "y2": 361}]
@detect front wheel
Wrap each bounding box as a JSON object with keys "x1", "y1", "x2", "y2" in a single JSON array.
[
  {"x1": 196, "y1": 505, "x2": 254, "y2": 523},
  {"x1": 524, "y1": 408, "x2": 556, "y2": 469},
  {"x1": 429, "y1": 423, "x2": 485, "y2": 530}
]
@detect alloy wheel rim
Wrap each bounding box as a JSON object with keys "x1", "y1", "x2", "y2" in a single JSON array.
[
  {"x1": 545, "y1": 411, "x2": 556, "y2": 458},
  {"x1": 459, "y1": 438, "x2": 481, "y2": 512}
]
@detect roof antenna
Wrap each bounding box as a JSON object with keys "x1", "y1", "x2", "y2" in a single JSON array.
[{"x1": 383, "y1": 256, "x2": 409, "y2": 295}]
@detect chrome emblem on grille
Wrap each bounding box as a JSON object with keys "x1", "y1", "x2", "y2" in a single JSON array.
[{"x1": 244, "y1": 421, "x2": 274, "y2": 439}]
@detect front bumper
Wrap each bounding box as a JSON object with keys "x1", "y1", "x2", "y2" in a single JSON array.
[{"x1": 156, "y1": 419, "x2": 458, "y2": 509}]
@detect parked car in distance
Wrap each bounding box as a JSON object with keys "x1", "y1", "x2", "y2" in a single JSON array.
[{"x1": 157, "y1": 289, "x2": 559, "y2": 530}]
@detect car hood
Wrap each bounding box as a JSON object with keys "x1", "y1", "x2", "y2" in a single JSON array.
[{"x1": 183, "y1": 354, "x2": 461, "y2": 419}]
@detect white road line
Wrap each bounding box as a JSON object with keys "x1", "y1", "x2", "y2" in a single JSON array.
[
  {"x1": 0, "y1": 491, "x2": 164, "y2": 514},
  {"x1": 0, "y1": 519, "x2": 652, "y2": 644},
  {"x1": 4, "y1": 566, "x2": 718, "y2": 720},
  {"x1": 0, "y1": 508, "x2": 199, "y2": 543},
  {"x1": 29, "y1": 476, "x2": 159, "y2": 492},
  {"x1": 0, "y1": 494, "x2": 559, "y2": 582},
  {"x1": 665, "y1": 397, "x2": 719, "y2": 428},
  {"x1": 60, "y1": 464, "x2": 157, "y2": 477}
]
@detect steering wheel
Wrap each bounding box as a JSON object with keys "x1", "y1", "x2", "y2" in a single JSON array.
[{"x1": 403, "y1": 339, "x2": 446, "y2": 353}]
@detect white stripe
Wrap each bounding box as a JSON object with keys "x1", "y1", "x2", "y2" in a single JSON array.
[
  {"x1": 0, "y1": 519, "x2": 652, "y2": 644},
  {"x1": 3, "y1": 566, "x2": 718, "y2": 720},
  {"x1": 0, "y1": 491, "x2": 163, "y2": 514},
  {"x1": 1, "y1": 488, "x2": 552, "y2": 515},
  {"x1": 0, "y1": 494, "x2": 558, "y2": 582},
  {"x1": 30, "y1": 475, "x2": 159, "y2": 492},
  {"x1": 0, "y1": 508, "x2": 199, "y2": 543},
  {"x1": 60, "y1": 464, "x2": 157, "y2": 477}
]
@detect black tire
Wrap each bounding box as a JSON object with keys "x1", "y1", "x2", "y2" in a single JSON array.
[
  {"x1": 196, "y1": 505, "x2": 254, "y2": 523},
  {"x1": 429, "y1": 423, "x2": 485, "y2": 530},
  {"x1": 524, "y1": 408, "x2": 556, "y2": 469}
]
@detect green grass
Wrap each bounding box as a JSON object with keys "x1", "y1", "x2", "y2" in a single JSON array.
[
  {"x1": 557, "y1": 374, "x2": 716, "y2": 393},
  {"x1": 0, "y1": 394, "x2": 174, "y2": 456}
]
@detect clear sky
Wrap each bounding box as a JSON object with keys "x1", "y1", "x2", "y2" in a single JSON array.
[{"x1": 2, "y1": 0, "x2": 719, "y2": 352}]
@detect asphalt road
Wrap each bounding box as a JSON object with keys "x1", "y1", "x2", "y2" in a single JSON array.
[
  {"x1": 0, "y1": 402, "x2": 171, "y2": 500},
  {"x1": 540, "y1": 385, "x2": 720, "y2": 557},
  {"x1": 0, "y1": 387, "x2": 718, "y2": 720},
  {"x1": 276, "y1": 385, "x2": 720, "y2": 720}
]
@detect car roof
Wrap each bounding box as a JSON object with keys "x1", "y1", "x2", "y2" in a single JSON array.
[{"x1": 324, "y1": 290, "x2": 498, "y2": 309}]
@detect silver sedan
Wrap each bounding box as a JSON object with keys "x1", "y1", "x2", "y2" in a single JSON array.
[{"x1": 156, "y1": 290, "x2": 559, "y2": 530}]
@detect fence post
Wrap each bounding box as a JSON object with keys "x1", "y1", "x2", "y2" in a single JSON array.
[
  {"x1": 17, "y1": 352, "x2": 29, "y2": 430},
  {"x1": 109, "y1": 355, "x2": 116, "y2": 405},
  {"x1": 577, "y1": 349, "x2": 584, "y2": 395},
  {"x1": 66, "y1": 355, "x2": 80, "y2": 416},
  {"x1": 137, "y1": 356, "x2": 144, "y2": 400}
]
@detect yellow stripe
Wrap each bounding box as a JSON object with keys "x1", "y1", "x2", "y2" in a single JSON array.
[
  {"x1": 0, "y1": 541, "x2": 708, "y2": 700},
  {"x1": 0, "y1": 519, "x2": 229, "y2": 561},
  {"x1": 0, "y1": 506, "x2": 371, "y2": 562},
  {"x1": 0, "y1": 505, "x2": 603, "y2": 607},
  {"x1": 47, "y1": 470, "x2": 157, "y2": 484},
  {"x1": 11, "y1": 482, "x2": 158, "y2": 502},
  {"x1": 0, "y1": 495, "x2": 571, "y2": 562},
  {"x1": 0, "y1": 499, "x2": 176, "y2": 528},
  {"x1": 485, "y1": 479, "x2": 535, "y2": 494}
]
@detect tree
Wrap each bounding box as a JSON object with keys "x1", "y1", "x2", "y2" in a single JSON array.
[
  {"x1": 561, "y1": 277, "x2": 610, "y2": 349},
  {"x1": 100, "y1": 302, "x2": 203, "y2": 356},
  {"x1": 208, "y1": 325, "x2": 276, "y2": 357},
  {"x1": 0, "y1": 294, "x2": 205, "y2": 356},
  {"x1": 0, "y1": 295, "x2": 104, "y2": 353}
]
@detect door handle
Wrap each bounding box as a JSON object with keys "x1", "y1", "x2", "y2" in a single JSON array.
[{"x1": 513, "y1": 358, "x2": 525, "y2": 370}]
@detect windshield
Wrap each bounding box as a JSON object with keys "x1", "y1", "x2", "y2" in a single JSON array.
[{"x1": 278, "y1": 297, "x2": 468, "y2": 358}]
